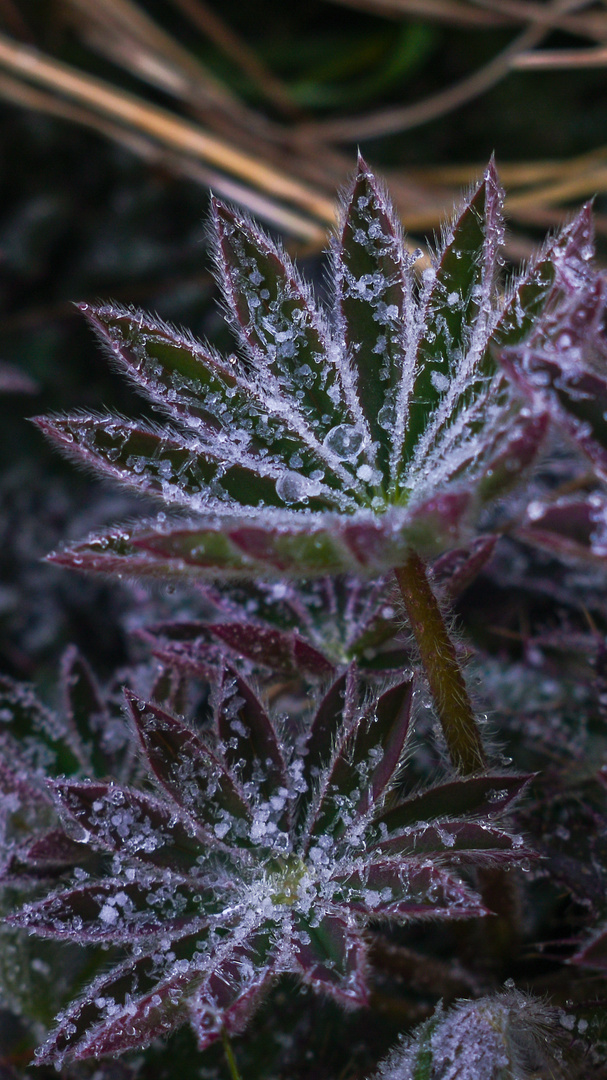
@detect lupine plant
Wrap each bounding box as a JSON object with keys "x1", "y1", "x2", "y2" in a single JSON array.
[{"x1": 2, "y1": 158, "x2": 607, "y2": 1079}]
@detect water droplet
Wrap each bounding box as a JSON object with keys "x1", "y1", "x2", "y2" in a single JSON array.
[
  {"x1": 377, "y1": 403, "x2": 396, "y2": 430},
  {"x1": 322, "y1": 424, "x2": 363, "y2": 460},
  {"x1": 275, "y1": 472, "x2": 322, "y2": 504}
]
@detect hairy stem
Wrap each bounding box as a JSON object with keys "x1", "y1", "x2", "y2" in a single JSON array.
[
  {"x1": 222, "y1": 1028, "x2": 243, "y2": 1080},
  {"x1": 395, "y1": 550, "x2": 486, "y2": 775}
]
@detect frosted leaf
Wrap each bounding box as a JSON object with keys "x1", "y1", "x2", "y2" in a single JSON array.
[
  {"x1": 211, "y1": 198, "x2": 361, "y2": 442},
  {"x1": 334, "y1": 157, "x2": 413, "y2": 477},
  {"x1": 373, "y1": 991, "x2": 569, "y2": 1080}
]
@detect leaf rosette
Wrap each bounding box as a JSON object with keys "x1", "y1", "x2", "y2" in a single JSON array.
[
  {"x1": 8, "y1": 665, "x2": 531, "y2": 1065},
  {"x1": 37, "y1": 157, "x2": 582, "y2": 582}
]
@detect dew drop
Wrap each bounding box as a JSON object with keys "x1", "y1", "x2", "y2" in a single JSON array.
[
  {"x1": 275, "y1": 472, "x2": 322, "y2": 504},
  {"x1": 322, "y1": 424, "x2": 363, "y2": 460},
  {"x1": 377, "y1": 403, "x2": 396, "y2": 430}
]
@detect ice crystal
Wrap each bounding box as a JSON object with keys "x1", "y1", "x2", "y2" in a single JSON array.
[
  {"x1": 37, "y1": 157, "x2": 587, "y2": 582},
  {"x1": 7, "y1": 664, "x2": 530, "y2": 1064}
]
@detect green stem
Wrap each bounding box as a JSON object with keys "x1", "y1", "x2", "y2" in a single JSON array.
[
  {"x1": 395, "y1": 550, "x2": 486, "y2": 776},
  {"x1": 222, "y1": 1028, "x2": 243, "y2": 1080}
]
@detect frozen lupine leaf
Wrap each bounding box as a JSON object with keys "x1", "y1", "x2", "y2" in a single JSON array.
[
  {"x1": 397, "y1": 163, "x2": 503, "y2": 472},
  {"x1": 291, "y1": 911, "x2": 368, "y2": 1004},
  {"x1": 500, "y1": 205, "x2": 607, "y2": 478},
  {"x1": 14, "y1": 829, "x2": 90, "y2": 874},
  {"x1": 356, "y1": 679, "x2": 414, "y2": 812},
  {"x1": 374, "y1": 991, "x2": 569, "y2": 1080},
  {"x1": 334, "y1": 862, "x2": 487, "y2": 920},
  {"x1": 38, "y1": 158, "x2": 582, "y2": 586},
  {"x1": 373, "y1": 820, "x2": 529, "y2": 864},
  {"x1": 52, "y1": 495, "x2": 470, "y2": 583},
  {"x1": 0, "y1": 760, "x2": 55, "y2": 879},
  {"x1": 571, "y1": 924, "x2": 607, "y2": 969},
  {"x1": 298, "y1": 668, "x2": 353, "y2": 818},
  {"x1": 45, "y1": 527, "x2": 189, "y2": 580},
  {"x1": 334, "y1": 156, "x2": 413, "y2": 476},
  {"x1": 34, "y1": 932, "x2": 211, "y2": 1065},
  {"x1": 214, "y1": 666, "x2": 287, "y2": 798},
  {"x1": 432, "y1": 535, "x2": 497, "y2": 597},
  {"x1": 49, "y1": 780, "x2": 205, "y2": 870},
  {"x1": 146, "y1": 639, "x2": 223, "y2": 685},
  {"x1": 207, "y1": 622, "x2": 335, "y2": 677},
  {"x1": 212, "y1": 198, "x2": 359, "y2": 442},
  {"x1": 6, "y1": 876, "x2": 211, "y2": 942},
  {"x1": 517, "y1": 493, "x2": 607, "y2": 563},
  {"x1": 472, "y1": 410, "x2": 549, "y2": 505},
  {"x1": 14, "y1": 666, "x2": 530, "y2": 1065},
  {"x1": 60, "y1": 646, "x2": 112, "y2": 776},
  {"x1": 126, "y1": 693, "x2": 252, "y2": 830},
  {"x1": 306, "y1": 675, "x2": 414, "y2": 839},
  {"x1": 0, "y1": 755, "x2": 49, "y2": 817},
  {"x1": 35, "y1": 413, "x2": 321, "y2": 512},
  {"x1": 142, "y1": 574, "x2": 402, "y2": 672},
  {"x1": 374, "y1": 773, "x2": 532, "y2": 834},
  {"x1": 505, "y1": 341, "x2": 607, "y2": 481},
  {"x1": 188, "y1": 928, "x2": 278, "y2": 1048},
  {"x1": 494, "y1": 204, "x2": 588, "y2": 351},
  {"x1": 82, "y1": 302, "x2": 361, "y2": 500},
  {"x1": 150, "y1": 662, "x2": 189, "y2": 717},
  {"x1": 0, "y1": 674, "x2": 83, "y2": 775}
]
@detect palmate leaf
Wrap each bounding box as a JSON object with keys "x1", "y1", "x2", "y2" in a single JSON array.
[
  {"x1": 10, "y1": 665, "x2": 532, "y2": 1066},
  {"x1": 38, "y1": 157, "x2": 581, "y2": 581}
]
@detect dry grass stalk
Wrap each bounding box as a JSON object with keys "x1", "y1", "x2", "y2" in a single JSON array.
[{"x1": 0, "y1": 0, "x2": 605, "y2": 254}]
